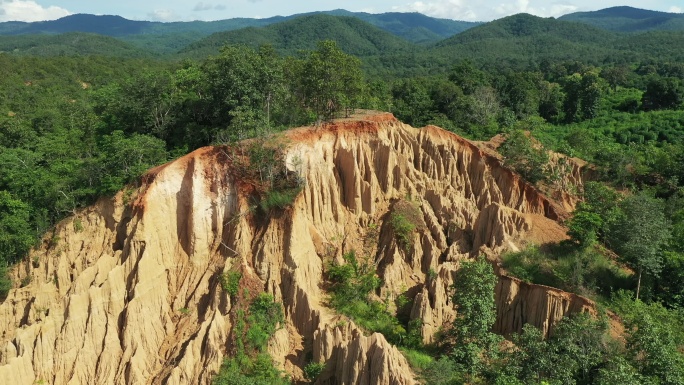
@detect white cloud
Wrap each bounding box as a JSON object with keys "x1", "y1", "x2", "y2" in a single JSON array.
[
  {"x1": 392, "y1": 0, "x2": 577, "y2": 21},
  {"x1": 147, "y1": 8, "x2": 178, "y2": 21},
  {"x1": 494, "y1": 1, "x2": 577, "y2": 17},
  {"x1": 0, "y1": 0, "x2": 71, "y2": 22},
  {"x1": 392, "y1": 0, "x2": 478, "y2": 21},
  {"x1": 193, "y1": 2, "x2": 213, "y2": 12},
  {"x1": 193, "y1": 2, "x2": 227, "y2": 12},
  {"x1": 670, "y1": 6, "x2": 683, "y2": 13}
]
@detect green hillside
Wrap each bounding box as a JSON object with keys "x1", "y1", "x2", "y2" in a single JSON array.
[
  {"x1": 560, "y1": 6, "x2": 684, "y2": 32},
  {"x1": 432, "y1": 13, "x2": 684, "y2": 68},
  {"x1": 0, "y1": 32, "x2": 149, "y2": 57},
  {"x1": 178, "y1": 14, "x2": 418, "y2": 58},
  {"x1": 316, "y1": 9, "x2": 481, "y2": 43}
]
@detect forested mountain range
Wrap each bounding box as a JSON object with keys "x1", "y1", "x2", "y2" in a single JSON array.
[
  {"x1": 0, "y1": 7, "x2": 681, "y2": 67},
  {"x1": 177, "y1": 14, "x2": 417, "y2": 59},
  {"x1": 0, "y1": 10, "x2": 480, "y2": 53},
  {"x1": 560, "y1": 5, "x2": 684, "y2": 32},
  {"x1": 434, "y1": 13, "x2": 684, "y2": 68}
]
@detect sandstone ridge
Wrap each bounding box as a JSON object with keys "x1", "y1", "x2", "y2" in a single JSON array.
[{"x1": 0, "y1": 112, "x2": 592, "y2": 385}]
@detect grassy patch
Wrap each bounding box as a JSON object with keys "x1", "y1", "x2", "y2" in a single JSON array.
[
  {"x1": 502, "y1": 244, "x2": 632, "y2": 299},
  {"x1": 400, "y1": 348, "x2": 434, "y2": 371}
]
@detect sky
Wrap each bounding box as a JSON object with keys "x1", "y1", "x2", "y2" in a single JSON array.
[{"x1": 0, "y1": 0, "x2": 681, "y2": 23}]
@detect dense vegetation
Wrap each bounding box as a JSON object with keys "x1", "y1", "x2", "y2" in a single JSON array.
[
  {"x1": 559, "y1": 6, "x2": 684, "y2": 33},
  {"x1": 1, "y1": 8, "x2": 684, "y2": 384}
]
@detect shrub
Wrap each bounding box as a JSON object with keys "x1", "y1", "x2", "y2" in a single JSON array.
[
  {"x1": 326, "y1": 250, "x2": 415, "y2": 346},
  {"x1": 303, "y1": 362, "x2": 325, "y2": 382},
  {"x1": 73, "y1": 218, "x2": 84, "y2": 233},
  {"x1": 246, "y1": 293, "x2": 284, "y2": 352},
  {"x1": 213, "y1": 293, "x2": 288, "y2": 385},
  {"x1": 20, "y1": 275, "x2": 31, "y2": 288},
  {"x1": 213, "y1": 353, "x2": 289, "y2": 385},
  {"x1": 259, "y1": 188, "x2": 301, "y2": 212},
  {"x1": 499, "y1": 130, "x2": 550, "y2": 184},
  {"x1": 227, "y1": 136, "x2": 304, "y2": 214},
  {"x1": 221, "y1": 271, "x2": 242, "y2": 297},
  {"x1": 0, "y1": 264, "x2": 11, "y2": 300},
  {"x1": 390, "y1": 213, "x2": 415, "y2": 249}
]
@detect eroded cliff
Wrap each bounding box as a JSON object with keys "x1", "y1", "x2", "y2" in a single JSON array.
[{"x1": 0, "y1": 112, "x2": 592, "y2": 385}]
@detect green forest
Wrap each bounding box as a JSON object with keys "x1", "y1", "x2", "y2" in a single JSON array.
[{"x1": 1, "y1": 8, "x2": 684, "y2": 385}]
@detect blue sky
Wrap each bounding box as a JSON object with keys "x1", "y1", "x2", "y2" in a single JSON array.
[{"x1": 0, "y1": 0, "x2": 681, "y2": 22}]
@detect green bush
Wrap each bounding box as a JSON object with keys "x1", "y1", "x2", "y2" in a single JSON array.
[
  {"x1": 390, "y1": 213, "x2": 415, "y2": 249},
  {"x1": 259, "y1": 188, "x2": 301, "y2": 212},
  {"x1": 326, "y1": 250, "x2": 415, "y2": 346},
  {"x1": 0, "y1": 264, "x2": 11, "y2": 300},
  {"x1": 303, "y1": 362, "x2": 325, "y2": 381},
  {"x1": 499, "y1": 130, "x2": 550, "y2": 184},
  {"x1": 213, "y1": 353, "x2": 289, "y2": 385},
  {"x1": 221, "y1": 271, "x2": 242, "y2": 297},
  {"x1": 246, "y1": 293, "x2": 284, "y2": 352},
  {"x1": 213, "y1": 293, "x2": 287, "y2": 385}
]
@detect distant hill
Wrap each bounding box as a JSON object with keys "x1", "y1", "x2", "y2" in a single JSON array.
[
  {"x1": 178, "y1": 14, "x2": 418, "y2": 58},
  {"x1": 0, "y1": 32, "x2": 148, "y2": 57},
  {"x1": 0, "y1": 13, "x2": 279, "y2": 37},
  {"x1": 314, "y1": 10, "x2": 481, "y2": 43},
  {"x1": 0, "y1": 14, "x2": 151, "y2": 36},
  {"x1": 559, "y1": 6, "x2": 684, "y2": 32},
  {"x1": 0, "y1": 11, "x2": 479, "y2": 55},
  {"x1": 430, "y1": 13, "x2": 684, "y2": 68},
  {"x1": 434, "y1": 14, "x2": 621, "y2": 67}
]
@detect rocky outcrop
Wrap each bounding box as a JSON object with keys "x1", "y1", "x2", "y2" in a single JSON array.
[
  {"x1": 0, "y1": 112, "x2": 590, "y2": 385},
  {"x1": 313, "y1": 321, "x2": 415, "y2": 385},
  {"x1": 495, "y1": 276, "x2": 595, "y2": 337}
]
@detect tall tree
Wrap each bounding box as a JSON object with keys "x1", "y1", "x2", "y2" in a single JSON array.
[
  {"x1": 450, "y1": 257, "x2": 500, "y2": 377},
  {"x1": 641, "y1": 76, "x2": 684, "y2": 111},
  {"x1": 563, "y1": 71, "x2": 603, "y2": 123},
  {"x1": 295, "y1": 40, "x2": 364, "y2": 120},
  {"x1": 608, "y1": 192, "x2": 670, "y2": 299}
]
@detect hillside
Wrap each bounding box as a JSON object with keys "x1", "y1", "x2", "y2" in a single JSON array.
[
  {"x1": 560, "y1": 6, "x2": 684, "y2": 32},
  {"x1": 317, "y1": 9, "x2": 481, "y2": 43},
  {"x1": 0, "y1": 112, "x2": 591, "y2": 384},
  {"x1": 178, "y1": 14, "x2": 417, "y2": 58},
  {"x1": 0, "y1": 32, "x2": 149, "y2": 57},
  {"x1": 433, "y1": 13, "x2": 684, "y2": 67}
]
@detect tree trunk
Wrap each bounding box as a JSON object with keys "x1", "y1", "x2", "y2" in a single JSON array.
[{"x1": 636, "y1": 268, "x2": 642, "y2": 300}]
